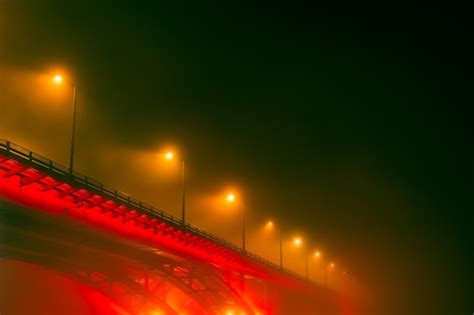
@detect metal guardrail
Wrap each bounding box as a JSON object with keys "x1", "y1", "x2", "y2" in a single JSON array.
[{"x1": 0, "y1": 138, "x2": 292, "y2": 275}]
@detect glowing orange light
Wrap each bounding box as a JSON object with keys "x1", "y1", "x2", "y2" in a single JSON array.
[
  {"x1": 330, "y1": 262, "x2": 335, "y2": 269},
  {"x1": 266, "y1": 220, "x2": 274, "y2": 228},
  {"x1": 314, "y1": 251, "x2": 321, "y2": 258},
  {"x1": 226, "y1": 311, "x2": 234, "y2": 315},
  {"x1": 293, "y1": 237, "x2": 302, "y2": 246},
  {"x1": 165, "y1": 151, "x2": 174, "y2": 160},
  {"x1": 226, "y1": 193, "x2": 235, "y2": 203},
  {"x1": 53, "y1": 74, "x2": 63, "y2": 84}
]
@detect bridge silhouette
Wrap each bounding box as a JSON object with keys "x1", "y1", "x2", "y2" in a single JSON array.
[{"x1": 0, "y1": 138, "x2": 349, "y2": 315}]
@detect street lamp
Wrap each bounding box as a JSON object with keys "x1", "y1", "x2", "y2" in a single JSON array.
[
  {"x1": 164, "y1": 151, "x2": 186, "y2": 225},
  {"x1": 292, "y1": 237, "x2": 311, "y2": 280},
  {"x1": 293, "y1": 239, "x2": 324, "y2": 282},
  {"x1": 326, "y1": 262, "x2": 335, "y2": 289},
  {"x1": 264, "y1": 220, "x2": 284, "y2": 270},
  {"x1": 226, "y1": 193, "x2": 235, "y2": 203},
  {"x1": 313, "y1": 250, "x2": 327, "y2": 286},
  {"x1": 293, "y1": 237, "x2": 302, "y2": 247},
  {"x1": 226, "y1": 193, "x2": 246, "y2": 252},
  {"x1": 53, "y1": 73, "x2": 77, "y2": 175},
  {"x1": 53, "y1": 74, "x2": 63, "y2": 84},
  {"x1": 311, "y1": 250, "x2": 332, "y2": 288}
]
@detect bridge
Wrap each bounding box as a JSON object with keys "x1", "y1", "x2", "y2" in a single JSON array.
[{"x1": 0, "y1": 138, "x2": 351, "y2": 315}]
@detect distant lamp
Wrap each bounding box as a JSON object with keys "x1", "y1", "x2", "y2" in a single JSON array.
[
  {"x1": 226, "y1": 193, "x2": 235, "y2": 203},
  {"x1": 293, "y1": 237, "x2": 302, "y2": 247},
  {"x1": 53, "y1": 74, "x2": 63, "y2": 84}
]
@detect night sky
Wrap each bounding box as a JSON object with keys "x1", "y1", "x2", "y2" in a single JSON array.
[{"x1": 1, "y1": 1, "x2": 472, "y2": 314}]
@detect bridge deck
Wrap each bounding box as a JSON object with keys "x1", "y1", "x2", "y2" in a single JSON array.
[
  {"x1": 0, "y1": 138, "x2": 351, "y2": 315},
  {"x1": 0, "y1": 138, "x2": 303, "y2": 284}
]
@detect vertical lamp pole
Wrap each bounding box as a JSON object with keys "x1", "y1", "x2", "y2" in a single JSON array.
[
  {"x1": 315, "y1": 251, "x2": 325, "y2": 287},
  {"x1": 164, "y1": 151, "x2": 186, "y2": 225},
  {"x1": 241, "y1": 199, "x2": 246, "y2": 253},
  {"x1": 325, "y1": 262, "x2": 334, "y2": 289},
  {"x1": 181, "y1": 160, "x2": 186, "y2": 226},
  {"x1": 279, "y1": 227, "x2": 283, "y2": 270},
  {"x1": 68, "y1": 84, "x2": 78, "y2": 175},
  {"x1": 53, "y1": 75, "x2": 78, "y2": 175},
  {"x1": 293, "y1": 237, "x2": 305, "y2": 278},
  {"x1": 325, "y1": 263, "x2": 328, "y2": 289},
  {"x1": 226, "y1": 193, "x2": 246, "y2": 253},
  {"x1": 305, "y1": 248, "x2": 309, "y2": 281}
]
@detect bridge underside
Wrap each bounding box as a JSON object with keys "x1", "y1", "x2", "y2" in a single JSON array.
[
  {"x1": 0, "y1": 202, "x2": 346, "y2": 315},
  {"x1": 0, "y1": 202, "x2": 260, "y2": 315}
]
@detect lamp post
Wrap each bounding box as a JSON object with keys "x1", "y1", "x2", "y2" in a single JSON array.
[
  {"x1": 326, "y1": 262, "x2": 335, "y2": 289},
  {"x1": 226, "y1": 193, "x2": 246, "y2": 252},
  {"x1": 314, "y1": 250, "x2": 325, "y2": 286},
  {"x1": 313, "y1": 250, "x2": 332, "y2": 288},
  {"x1": 241, "y1": 199, "x2": 245, "y2": 252},
  {"x1": 293, "y1": 237, "x2": 310, "y2": 280},
  {"x1": 53, "y1": 74, "x2": 77, "y2": 175},
  {"x1": 292, "y1": 238, "x2": 335, "y2": 286},
  {"x1": 265, "y1": 220, "x2": 284, "y2": 270},
  {"x1": 325, "y1": 262, "x2": 328, "y2": 288},
  {"x1": 69, "y1": 84, "x2": 77, "y2": 175},
  {"x1": 305, "y1": 249, "x2": 309, "y2": 281},
  {"x1": 164, "y1": 152, "x2": 186, "y2": 225},
  {"x1": 279, "y1": 226, "x2": 283, "y2": 270},
  {"x1": 180, "y1": 159, "x2": 185, "y2": 225}
]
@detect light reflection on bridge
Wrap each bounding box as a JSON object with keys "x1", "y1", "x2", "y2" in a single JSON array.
[{"x1": 0, "y1": 138, "x2": 350, "y2": 315}]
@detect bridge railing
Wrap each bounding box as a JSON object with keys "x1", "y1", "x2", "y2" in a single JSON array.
[
  {"x1": 0, "y1": 139, "x2": 183, "y2": 226},
  {"x1": 0, "y1": 138, "x2": 292, "y2": 276}
]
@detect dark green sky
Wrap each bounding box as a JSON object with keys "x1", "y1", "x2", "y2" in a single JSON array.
[{"x1": 1, "y1": 1, "x2": 472, "y2": 314}]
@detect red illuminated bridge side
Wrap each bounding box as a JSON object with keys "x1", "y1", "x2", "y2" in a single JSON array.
[{"x1": 0, "y1": 138, "x2": 352, "y2": 315}]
